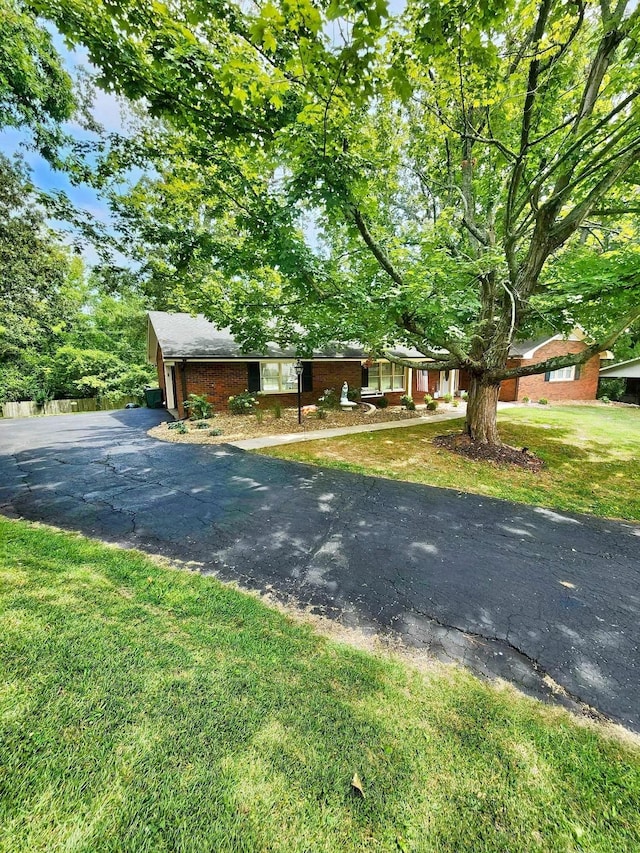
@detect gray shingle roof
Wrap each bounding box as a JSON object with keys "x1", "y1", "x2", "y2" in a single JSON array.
[
  {"x1": 149, "y1": 314, "x2": 587, "y2": 363},
  {"x1": 148, "y1": 312, "x2": 426, "y2": 360}
]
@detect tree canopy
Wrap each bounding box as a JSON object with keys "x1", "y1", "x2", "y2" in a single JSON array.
[
  {"x1": 0, "y1": 154, "x2": 154, "y2": 404},
  {"x1": 34, "y1": 0, "x2": 640, "y2": 442},
  {"x1": 0, "y1": 0, "x2": 75, "y2": 159}
]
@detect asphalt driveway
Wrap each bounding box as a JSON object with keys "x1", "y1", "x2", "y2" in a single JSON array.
[{"x1": 1, "y1": 408, "x2": 638, "y2": 730}]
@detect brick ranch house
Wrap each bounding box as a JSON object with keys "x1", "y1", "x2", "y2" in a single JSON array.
[{"x1": 147, "y1": 312, "x2": 607, "y2": 416}]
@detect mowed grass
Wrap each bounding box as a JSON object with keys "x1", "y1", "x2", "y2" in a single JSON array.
[
  {"x1": 1, "y1": 518, "x2": 640, "y2": 852},
  {"x1": 262, "y1": 405, "x2": 640, "y2": 521}
]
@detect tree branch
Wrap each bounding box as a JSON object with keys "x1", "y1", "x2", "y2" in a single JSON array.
[
  {"x1": 383, "y1": 351, "x2": 461, "y2": 372},
  {"x1": 350, "y1": 207, "x2": 405, "y2": 286}
]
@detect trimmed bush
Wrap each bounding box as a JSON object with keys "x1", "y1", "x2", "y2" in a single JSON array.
[
  {"x1": 538, "y1": 397, "x2": 549, "y2": 405},
  {"x1": 426, "y1": 399, "x2": 438, "y2": 411},
  {"x1": 228, "y1": 390, "x2": 258, "y2": 414},
  {"x1": 376, "y1": 396, "x2": 389, "y2": 409},
  {"x1": 400, "y1": 394, "x2": 416, "y2": 411}
]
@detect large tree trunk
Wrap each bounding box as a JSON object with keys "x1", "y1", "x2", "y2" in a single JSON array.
[{"x1": 464, "y1": 377, "x2": 501, "y2": 445}]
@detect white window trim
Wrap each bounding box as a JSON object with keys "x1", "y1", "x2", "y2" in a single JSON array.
[
  {"x1": 548, "y1": 366, "x2": 576, "y2": 382},
  {"x1": 259, "y1": 360, "x2": 299, "y2": 394},
  {"x1": 363, "y1": 361, "x2": 407, "y2": 393}
]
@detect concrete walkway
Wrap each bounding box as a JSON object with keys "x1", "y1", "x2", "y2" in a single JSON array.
[
  {"x1": 228, "y1": 408, "x2": 468, "y2": 449},
  {"x1": 229, "y1": 403, "x2": 517, "y2": 450}
]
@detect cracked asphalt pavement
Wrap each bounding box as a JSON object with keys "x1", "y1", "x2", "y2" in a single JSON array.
[{"x1": 1, "y1": 408, "x2": 639, "y2": 730}]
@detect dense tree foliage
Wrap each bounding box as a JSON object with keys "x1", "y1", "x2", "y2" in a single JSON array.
[
  {"x1": 33, "y1": 0, "x2": 640, "y2": 442},
  {"x1": 0, "y1": 154, "x2": 80, "y2": 400},
  {"x1": 0, "y1": 0, "x2": 75, "y2": 159},
  {"x1": 0, "y1": 156, "x2": 154, "y2": 404}
]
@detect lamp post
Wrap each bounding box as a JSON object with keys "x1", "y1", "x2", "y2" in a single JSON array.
[{"x1": 294, "y1": 359, "x2": 304, "y2": 424}]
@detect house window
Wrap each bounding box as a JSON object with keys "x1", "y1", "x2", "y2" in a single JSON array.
[
  {"x1": 260, "y1": 361, "x2": 299, "y2": 392},
  {"x1": 547, "y1": 366, "x2": 576, "y2": 382},
  {"x1": 366, "y1": 362, "x2": 406, "y2": 392}
]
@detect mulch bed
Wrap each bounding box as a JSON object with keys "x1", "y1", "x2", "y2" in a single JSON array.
[
  {"x1": 433, "y1": 432, "x2": 544, "y2": 471},
  {"x1": 149, "y1": 405, "x2": 426, "y2": 444}
]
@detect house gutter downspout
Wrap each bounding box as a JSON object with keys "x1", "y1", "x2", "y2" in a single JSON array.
[{"x1": 180, "y1": 359, "x2": 188, "y2": 418}]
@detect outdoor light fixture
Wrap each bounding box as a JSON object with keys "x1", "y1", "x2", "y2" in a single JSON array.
[{"x1": 294, "y1": 358, "x2": 304, "y2": 424}]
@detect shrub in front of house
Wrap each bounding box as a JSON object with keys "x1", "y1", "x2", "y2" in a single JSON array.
[
  {"x1": 317, "y1": 388, "x2": 339, "y2": 410},
  {"x1": 194, "y1": 420, "x2": 209, "y2": 429},
  {"x1": 208, "y1": 428, "x2": 223, "y2": 436},
  {"x1": 598, "y1": 378, "x2": 625, "y2": 401},
  {"x1": 522, "y1": 396, "x2": 530, "y2": 404},
  {"x1": 376, "y1": 396, "x2": 389, "y2": 408},
  {"x1": 423, "y1": 394, "x2": 433, "y2": 405},
  {"x1": 185, "y1": 393, "x2": 213, "y2": 420},
  {"x1": 271, "y1": 400, "x2": 282, "y2": 418},
  {"x1": 228, "y1": 390, "x2": 258, "y2": 414},
  {"x1": 400, "y1": 394, "x2": 416, "y2": 411},
  {"x1": 426, "y1": 399, "x2": 439, "y2": 411},
  {"x1": 347, "y1": 386, "x2": 360, "y2": 402},
  {"x1": 442, "y1": 393, "x2": 453, "y2": 403},
  {"x1": 168, "y1": 421, "x2": 189, "y2": 434},
  {"x1": 460, "y1": 390, "x2": 468, "y2": 400},
  {"x1": 538, "y1": 397, "x2": 549, "y2": 405}
]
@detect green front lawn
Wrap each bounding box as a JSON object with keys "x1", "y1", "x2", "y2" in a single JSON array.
[
  {"x1": 262, "y1": 405, "x2": 640, "y2": 521},
  {"x1": 1, "y1": 517, "x2": 640, "y2": 851}
]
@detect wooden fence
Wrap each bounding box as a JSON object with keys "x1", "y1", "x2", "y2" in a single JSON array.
[{"x1": 1, "y1": 395, "x2": 143, "y2": 419}]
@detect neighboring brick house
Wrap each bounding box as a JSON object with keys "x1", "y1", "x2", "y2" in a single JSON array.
[
  {"x1": 147, "y1": 313, "x2": 605, "y2": 415},
  {"x1": 498, "y1": 333, "x2": 607, "y2": 402}
]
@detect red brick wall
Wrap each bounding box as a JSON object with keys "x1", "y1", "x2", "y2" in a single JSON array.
[
  {"x1": 178, "y1": 359, "x2": 362, "y2": 416},
  {"x1": 499, "y1": 359, "x2": 519, "y2": 401},
  {"x1": 505, "y1": 341, "x2": 599, "y2": 402}
]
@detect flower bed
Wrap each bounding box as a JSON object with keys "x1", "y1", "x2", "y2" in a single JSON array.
[{"x1": 149, "y1": 405, "x2": 425, "y2": 444}]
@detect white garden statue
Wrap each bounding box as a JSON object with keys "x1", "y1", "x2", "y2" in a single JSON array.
[{"x1": 340, "y1": 382, "x2": 357, "y2": 410}]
